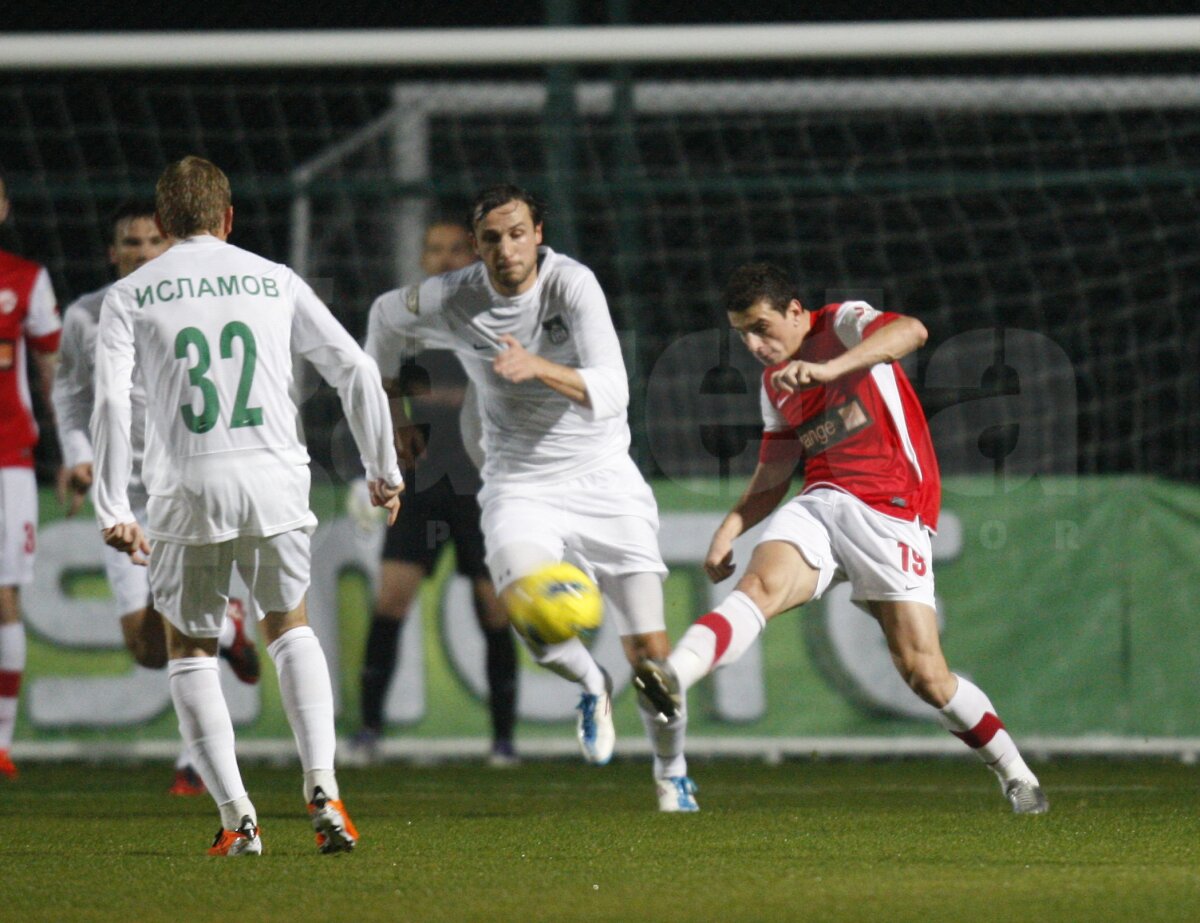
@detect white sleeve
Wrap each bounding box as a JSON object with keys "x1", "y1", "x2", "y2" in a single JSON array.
[
  {"x1": 291, "y1": 277, "x2": 402, "y2": 487},
  {"x1": 52, "y1": 305, "x2": 98, "y2": 468},
  {"x1": 24, "y1": 267, "x2": 61, "y2": 340},
  {"x1": 90, "y1": 290, "x2": 136, "y2": 528},
  {"x1": 364, "y1": 279, "x2": 441, "y2": 382},
  {"x1": 833, "y1": 300, "x2": 882, "y2": 348},
  {"x1": 759, "y1": 383, "x2": 789, "y2": 433},
  {"x1": 568, "y1": 271, "x2": 629, "y2": 422}
]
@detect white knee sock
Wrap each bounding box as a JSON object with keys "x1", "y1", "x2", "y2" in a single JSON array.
[
  {"x1": 0, "y1": 622, "x2": 26, "y2": 750},
  {"x1": 938, "y1": 674, "x2": 1035, "y2": 783},
  {"x1": 668, "y1": 591, "x2": 766, "y2": 692},
  {"x1": 532, "y1": 636, "x2": 607, "y2": 695},
  {"x1": 168, "y1": 657, "x2": 253, "y2": 827},
  {"x1": 638, "y1": 698, "x2": 688, "y2": 780},
  {"x1": 268, "y1": 626, "x2": 338, "y2": 802}
]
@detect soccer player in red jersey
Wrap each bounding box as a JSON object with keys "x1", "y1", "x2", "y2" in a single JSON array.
[
  {"x1": 0, "y1": 169, "x2": 61, "y2": 780},
  {"x1": 636, "y1": 262, "x2": 1048, "y2": 814}
]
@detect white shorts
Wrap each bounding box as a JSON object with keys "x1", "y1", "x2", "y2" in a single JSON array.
[
  {"x1": 149, "y1": 530, "x2": 310, "y2": 638},
  {"x1": 480, "y1": 455, "x2": 667, "y2": 592},
  {"x1": 760, "y1": 488, "x2": 936, "y2": 608},
  {"x1": 104, "y1": 498, "x2": 151, "y2": 617},
  {"x1": 0, "y1": 467, "x2": 37, "y2": 586}
]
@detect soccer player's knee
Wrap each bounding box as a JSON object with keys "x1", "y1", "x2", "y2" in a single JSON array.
[
  {"x1": 903, "y1": 659, "x2": 952, "y2": 706},
  {"x1": 735, "y1": 570, "x2": 781, "y2": 611}
]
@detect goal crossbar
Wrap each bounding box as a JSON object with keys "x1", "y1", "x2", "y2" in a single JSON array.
[{"x1": 2, "y1": 17, "x2": 1200, "y2": 70}]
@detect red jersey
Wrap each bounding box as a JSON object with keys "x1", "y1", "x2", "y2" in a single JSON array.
[
  {"x1": 0, "y1": 248, "x2": 60, "y2": 468},
  {"x1": 757, "y1": 301, "x2": 940, "y2": 531}
]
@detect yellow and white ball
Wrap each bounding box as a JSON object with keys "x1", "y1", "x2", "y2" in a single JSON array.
[{"x1": 507, "y1": 562, "x2": 602, "y2": 645}]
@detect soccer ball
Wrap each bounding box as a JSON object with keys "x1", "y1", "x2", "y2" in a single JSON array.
[{"x1": 507, "y1": 562, "x2": 602, "y2": 645}]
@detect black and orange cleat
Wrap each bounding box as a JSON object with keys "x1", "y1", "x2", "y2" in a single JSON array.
[
  {"x1": 0, "y1": 749, "x2": 17, "y2": 780},
  {"x1": 307, "y1": 787, "x2": 359, "y2": 854},
  {"x1": 218, "y1": 598, "x2": 260, "y2": 685},
  {"x1": 207, "y1": 816, "x2": 262, "y2": 856}
]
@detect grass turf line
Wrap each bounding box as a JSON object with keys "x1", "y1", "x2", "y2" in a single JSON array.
[{"x1": 4, "y1": 759, "x2": 1199, "y2": 922}]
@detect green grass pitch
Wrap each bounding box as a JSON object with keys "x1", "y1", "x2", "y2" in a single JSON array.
[{"x1": 5, "y1": 758, "x2": 1199, "y2": 922}]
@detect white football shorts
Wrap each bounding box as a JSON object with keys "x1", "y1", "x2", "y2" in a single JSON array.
[
  {"x1": 0, "y1": 467, "x2": 37, "y2": 586},
  {"x1": 103, "y1": 497, "x2": 151, "y2": 617},
  {"x1": 149, "y1": 530, "x2": 310, "y2": 638},
  {"x1": 759, "y1": 487, "x2": 936, "y2": 608},
  {"x1": 480, "y1": 455, "x2": 667, "y2": 593}
]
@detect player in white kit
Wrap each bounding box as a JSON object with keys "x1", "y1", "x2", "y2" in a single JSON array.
[
  {"x1": 92, "y1": 157, "x2": 403, "y2": 855},
  {"x1": 366, "y1": 185, "x2": 696, "y2": 812},
  {"x1": 53, "y1": 199, "x2": 261, "y2": 797}
]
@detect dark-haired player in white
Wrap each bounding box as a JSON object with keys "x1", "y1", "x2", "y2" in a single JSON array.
[
  {"x1": 366, "y1": 185, "x2": 695, "y2": 811},
  {"x1": 636, "y1": 262, "x2": 1047, "y2": 815}
]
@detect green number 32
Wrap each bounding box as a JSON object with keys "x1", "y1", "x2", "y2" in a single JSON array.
[{"x1": 175, "y1": 321, "x2": 264, "y2": 433}]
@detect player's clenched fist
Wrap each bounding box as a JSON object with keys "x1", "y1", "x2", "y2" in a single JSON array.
[
  {"x1": 493, "y1": 334, "x2": 546, "y2": 383},
  {"x1": 770, "y1": 359, "x2": 834, "y2": 394}
]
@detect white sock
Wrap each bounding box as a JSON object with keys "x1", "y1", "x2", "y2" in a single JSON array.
[
  {"x1": 174, "y1": 747, "x2": 192, "y2": 771},
  {"x1": 0, "y1": 622, "x2": 26, "y2": 750},
  {"x1": 638, "y1": 698, "x2": 688, "y2": 780},
  {"x1": 668, "y1": 591, "x2": 766, "y2": 692},
  {"x1": 268, "y1": 626, "x2": 337, "y2": 796},
  {"x1": 218, "y1": 795, "x2": 257, "y2": 831},
  {"x1": 168, "y1": 657, "x2": 249, "y2": 811},
  {"x1": 532, "y1": 636, "x2": 607, "y2": 695},
  {"x1": 938, "y1": 674, "x2": 1035, "y2": 783},
  {"x1": 217, "y1": 613, "x2": 236, "y2": 648},
  {"x1": 304, "y1": 768, "x2": 339, "y2": 803}
]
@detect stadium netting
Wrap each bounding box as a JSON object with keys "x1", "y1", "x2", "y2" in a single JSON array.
[{"x1": 1, "y1": 74, "x2": 1196, "y2": 484}]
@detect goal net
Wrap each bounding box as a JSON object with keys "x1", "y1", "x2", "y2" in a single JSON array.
[{"x1": 1, "y1": 72, "x2": 1196, "y2": 485}]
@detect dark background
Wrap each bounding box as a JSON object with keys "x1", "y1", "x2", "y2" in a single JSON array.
[{"x1": 3, "y1": 7, "x2": 1196, "y2": 485}]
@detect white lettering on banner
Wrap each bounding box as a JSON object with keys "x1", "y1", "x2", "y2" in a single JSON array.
[
  {"x1": 23, "y1": 510, "x2": 961, "y2": 730},
  {"x1": 25, "y1": 521, "x2": 259, "y2": 727}
]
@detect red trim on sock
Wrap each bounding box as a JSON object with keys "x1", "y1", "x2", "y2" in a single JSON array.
[
  {"x1": 0, "y1": 670, "x2": 22, "y2": 697},
  {"x1": 952, "y1": 711, "x2": 1005, "y2": 749},
  {"x1": 696, "y1": 613, "x2": 733, "y2": 667}
]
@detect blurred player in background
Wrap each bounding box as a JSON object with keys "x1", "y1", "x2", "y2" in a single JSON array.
[
  {"x1": 0, "y1": 168, "x2": 61, "y2": 780},
  {"x1": 635, "y1": 262, "x2": 1048, "y2": 815},
  {"x1": 93, "y1": 156, "x2": 402, "y2": 855},
  {"x1": 352, "y1": 219, "x2": 518, "y2": 766},
  {"x1": 53, "y1": 199, "x2": 261, "y2": 797},
  {"x1": 367, "y1": 184, "x2": 696, "y2": 812}
]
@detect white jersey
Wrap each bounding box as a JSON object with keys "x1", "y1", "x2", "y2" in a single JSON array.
[
  {"x1": 92, "y1": 234, "x2": 401, "y2": 544},
  {"x1": 53, "y1": 283, "x2": 149, "y2": 501},
  {"x1": 366, "y1": 247, "x2": 630, "y2": 485}
]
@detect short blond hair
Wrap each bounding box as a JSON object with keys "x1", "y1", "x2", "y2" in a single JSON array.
[{"x1": 155, "y1": 156, "x2": 231, "y2": 238}]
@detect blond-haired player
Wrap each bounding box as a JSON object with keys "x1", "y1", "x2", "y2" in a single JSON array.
[
  {"x1": 53, "y1": 199, "x2": 261, "y2": 797},
  {"x1": 92, "y1": 157, "x2": 402, "y2": 855}
]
